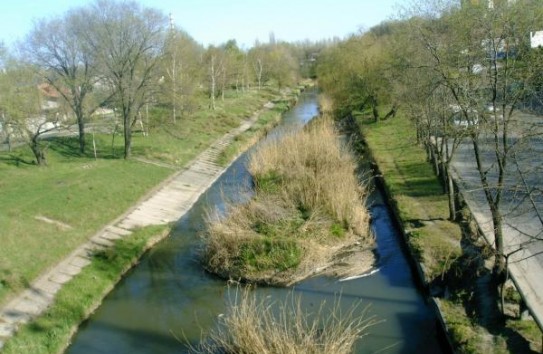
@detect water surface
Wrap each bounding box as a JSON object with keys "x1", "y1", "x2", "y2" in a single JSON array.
[{"x1": 67, "y1": 90, "x2": 444, "y2": 354}]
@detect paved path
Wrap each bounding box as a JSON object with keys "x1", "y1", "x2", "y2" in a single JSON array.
[
  {"x1": 451, "y1": 129, "x2": 543, "y2": 334},
  {"x1": 0, "y1": 104, "x2": 271, "y2": 350}
]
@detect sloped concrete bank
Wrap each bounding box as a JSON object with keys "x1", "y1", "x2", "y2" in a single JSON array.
[{"x1": 0, "y1": 88, "x2": 303, "y2": 351}]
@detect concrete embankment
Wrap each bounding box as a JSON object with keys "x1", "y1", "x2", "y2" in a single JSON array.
[
  {"x1": 343, "y1": 116, "x2": 455, "y2": 353},
  {"x1": 0, "y1": 92, "x2": 300, "y2": 350}
]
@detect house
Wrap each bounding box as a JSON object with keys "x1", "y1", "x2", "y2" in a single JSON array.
[{"x1": 37, "y1": 83, "x2": 61, "y2": 111}]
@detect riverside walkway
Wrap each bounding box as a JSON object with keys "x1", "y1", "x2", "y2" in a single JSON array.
[
  {"x1": 0, "y1": 102, "x2": 273, "y2": 349},
  {"x1": 451, "y1": 127, "x2": 543, "y2": 340}
]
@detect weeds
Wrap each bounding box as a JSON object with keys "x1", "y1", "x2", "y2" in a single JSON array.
[
  {"x1": 191, "y1": 287, "x2": 377, "y2": 354},
  {"x1": 201, "y1": 116, "x2": 373, "y2": 285}
]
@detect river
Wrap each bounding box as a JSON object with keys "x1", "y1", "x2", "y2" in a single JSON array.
[{"x1": 66, "y1": 89, "x2": 445, "y2": 354}]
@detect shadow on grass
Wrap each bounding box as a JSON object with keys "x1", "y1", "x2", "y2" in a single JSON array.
[
  {"x1": 432, "y1": 212, "x2": 539, "y2": 353},
  {"x1": 0, "y1": 154, "x2": 35, "y2": 166},
  {"x1": 395, "y1": 177, "x2": 443, "y2": 198},
  {"x1": 46, "y1": 136, "x2": 125, "y2": 161}
]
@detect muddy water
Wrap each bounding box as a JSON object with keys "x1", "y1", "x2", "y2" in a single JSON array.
[{"x1": 66, "y1": 89, "x2": 445, "y2": 354}]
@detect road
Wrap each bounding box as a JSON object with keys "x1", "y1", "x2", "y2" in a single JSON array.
[
  {"x1": 450, "y1": 109, "x2": 543, "y2": 333},
  {"x1": 0, "y1": 122, "x2": 116, "y2": 152}
]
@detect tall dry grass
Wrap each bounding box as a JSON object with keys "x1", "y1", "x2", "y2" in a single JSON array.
[
  {"x1": 249, "y1": 116, "x2": 369, "y2": 235},
  {"x1": 201, "y1": 113, "x2": 372, "y2": 285},
  {"x1": 192, "y1": 288, "x2": 376, "y2": 354}
]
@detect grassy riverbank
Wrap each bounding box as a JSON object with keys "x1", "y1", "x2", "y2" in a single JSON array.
[
  {"x1": 0, "y1": 85, "x2": 308, "y2": 352},
  {"x1": 355, "y1": 110, "x2": 541, "y2": 353},
  {"x1": 0, "y1": 88, "x2": 278, "y2": 308},
  {"x1": 202, "y1": 113, "x2": 374, "y2": 286},
  {"x1": 216, "y1": 86, "x2": 305, "y2": 166},
  {"x1": 1, "y1": 225, "x2": 169, "y2": 354}
]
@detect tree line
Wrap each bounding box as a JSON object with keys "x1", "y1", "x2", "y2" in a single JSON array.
[
  {"x1": 318, "y1": 0, "x2": 543, "y2": 308},
  {"x1": 0, "y1": 0, "x2": 325, "y2": 164}
]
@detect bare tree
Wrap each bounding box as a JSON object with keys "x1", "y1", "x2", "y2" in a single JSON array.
[
  {"x1": 80, "y1": 0, "x2": 167, "y2": 159},
  {"x1": 159, "y1": 27, "x2": 203, "y2": 122},
  {"x1": 204, "y1": 46, "x2": 225, "y2": 110},
  {"x1": 413, "y1": 0, "x2": 543, "y2": 277},
  {"x1": 22, "y1": 10, "x2": 106, "y2": 154},
  {"x1": 248, "y1": 45, "x2": 267, "y2": 90}
]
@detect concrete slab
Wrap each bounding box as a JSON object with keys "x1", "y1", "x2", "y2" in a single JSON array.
[
  {"x1": 58, "y1": 263, "x2": 84, "y2": 276},
  {"x1": 34, "y1": 279, "x2": 62, "y2": 296},
  {"x1": 22, "y1": 288, "x2": 54, "y2": 306},
  {"x1": 0, "y1": 322, "x2": 15, "y2": 337},
  {"x1": 451, "y1": 138, "x2": 543, "y2": 334},
  {"x1": 105, "y1": 225, "x2": 132, "y2": 236},
  {"x1": 0, "y1": 309, "x2": 31, "y2": 325},
  {"x1": 49, "y1": 272, "x2": 73, "y2": 285},
  {"x1": 101, "y1": 231, "x2": 123, "y2": 241},
  {"x1": 91, "y1": 237, "x2": 114, "y2": 248},
  {"x1": 11, "y1": 298, "x2": 44, "y2": 318},
  {"x1": 70, "y1": 256, "x2": 92, "y2": 268}
]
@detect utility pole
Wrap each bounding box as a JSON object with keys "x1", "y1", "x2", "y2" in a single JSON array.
[{"x1": 169, "y1": 13, "x2": 177, "y2": 124}]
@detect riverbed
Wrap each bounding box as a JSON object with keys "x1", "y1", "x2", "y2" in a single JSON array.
[{"x1": 66, "y1": 89, "x2": 445, "y2": 354}]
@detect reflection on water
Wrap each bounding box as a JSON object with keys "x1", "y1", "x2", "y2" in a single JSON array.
[{"x1": 66, "y1": 89, "x2": 443, "y2": 354}]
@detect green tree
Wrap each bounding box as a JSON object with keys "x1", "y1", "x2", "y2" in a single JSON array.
[
  {"x1": 0, "y1": 63, "x2": 60, "y2": 165},
  {"x1": 162, "y1": 27, "x2": 203, "y2": 122}
]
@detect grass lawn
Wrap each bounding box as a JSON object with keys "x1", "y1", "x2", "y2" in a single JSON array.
[
  {"x1": 0, "y1": 87, "x2": 280, "y2": 306},
  {"x1": 357, "y1": 111, "x2": 542, "y2": 353},
  {"x1": 356, "y1": 113, "x2": 462, "y2": 280}
]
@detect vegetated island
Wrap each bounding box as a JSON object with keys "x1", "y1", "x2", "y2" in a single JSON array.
[{"x1": 201, "y1": 114, "x2": 375, "y2": 286}]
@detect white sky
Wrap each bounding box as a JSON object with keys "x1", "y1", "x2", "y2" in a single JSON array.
[{"x1": 0, "y1": 0, "x2": 408, "y2": 50}]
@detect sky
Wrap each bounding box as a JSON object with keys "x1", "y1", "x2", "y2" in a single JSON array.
[{"x1": 0, "y1": 0, "x2": 407, "y2": 50}]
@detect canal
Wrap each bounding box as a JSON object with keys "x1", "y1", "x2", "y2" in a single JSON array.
[{"x1": 66, "y1": 89, "x2": 445, "y2": 354}]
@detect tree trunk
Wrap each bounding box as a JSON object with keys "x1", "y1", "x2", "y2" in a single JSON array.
[
  {"x1": 221, "y1": 70, "x2": 226, "y2": 101},
  {"x1": 123, "y1": 114, "x2": 132, "y2": 159},
  {"x1": 383, "y1": 104, "x2": 397, "y2": 120},
  {"x1": 446, "y1": 169, "x2": 456, "y2": 221},
  {"x1": 210, "y1": 55, "x2": 216, "y2": 110},
  {"x1": 372, "y1": 104, "x2": 379, "y2": 123},
  {"x1": 256, "y1": 59, "x2": 263, "y2": 90},
  {"x1": 30, "y1": 137, "x2": 47, "y2": 166},
  {"x1": 491, "y1": 205, "x2": 506, "y2": 276},
  {"x1": 78, "y1": 117, "x2": 86, "y2": 154},
  {"x1": 472, "y1": 138, "x2": 506, "y2": 277}
]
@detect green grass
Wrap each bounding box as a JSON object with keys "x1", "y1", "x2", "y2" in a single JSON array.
[
  {"x1": 439, "y1": 299, "x2": 482, "y2": 354},
  {"x1": 239, "y1": 238, "x2": 302, "y2": 272},
  {"x1": 1, "y1": 225, "x2": 169, "y2": 354},
  {"x1": 357, "y1": 113, "x2": 462, "y2": 280},
  {"x1": 216, "y1": 95, "x2": 297, "y2": 166},
  {"x1": 0, "y1": 157, "x2": 170, "y2": 304},
  {"x1": 0, "y1": 87, "x2": 282, "y2": 306}
]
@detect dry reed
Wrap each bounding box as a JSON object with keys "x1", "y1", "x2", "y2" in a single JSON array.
[
  {"x1": 192, "y1": 287, "x2": 377, "y2": 354},
  {"x1": 201, "y1": 113, "x2": 372, "y2": 284},
  {"x1": 249, "y1": 116, "x2": 369, "y2": 235}
]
